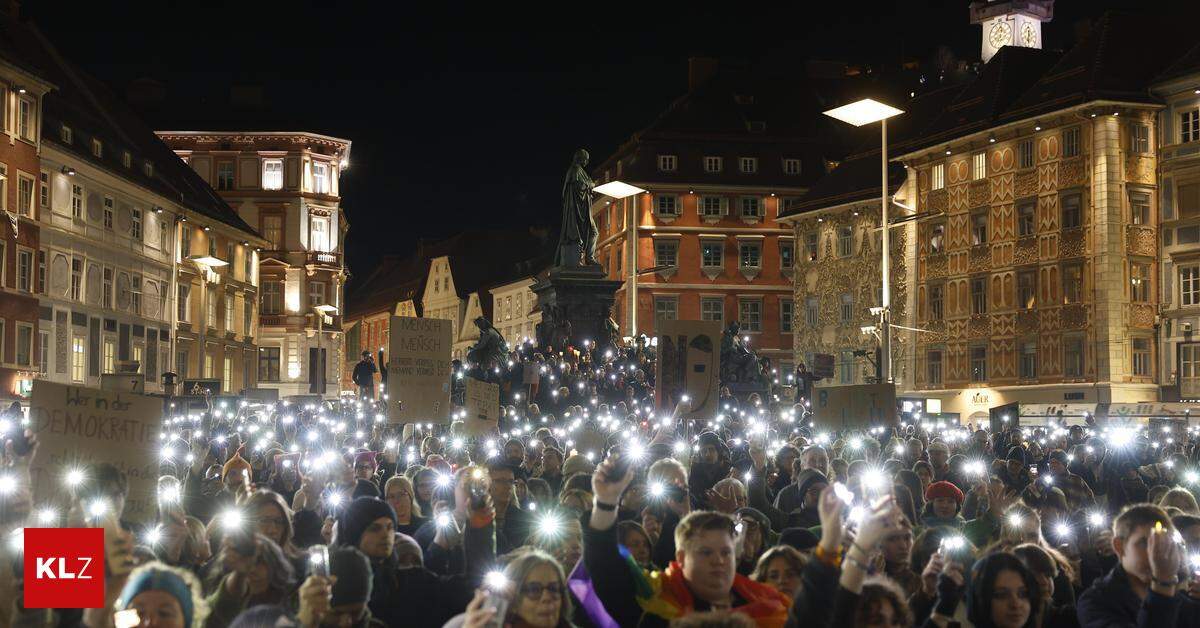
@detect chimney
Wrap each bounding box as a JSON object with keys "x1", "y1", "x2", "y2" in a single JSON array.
[{"x1": 688, "y1": 57, "x2": 718, "y2": 91}]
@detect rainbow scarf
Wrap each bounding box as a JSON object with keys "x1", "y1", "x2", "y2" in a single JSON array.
[{"x1": 633, "y1": 560, "x2": 792, "y2": 628}]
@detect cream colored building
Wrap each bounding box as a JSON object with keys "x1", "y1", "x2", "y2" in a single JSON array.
[{"x1": 489, "y1": 276, "x2": 540, "y2": 347}]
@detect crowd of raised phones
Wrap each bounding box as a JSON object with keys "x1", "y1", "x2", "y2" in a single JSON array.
[{"x1": 2, "y1": 338, "x2": 1200, "y2": 628}]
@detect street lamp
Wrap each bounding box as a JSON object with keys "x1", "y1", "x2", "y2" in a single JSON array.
[
  {"x1": 824, "y1": 98, "x2": 903, "y2": 383},
  {"x1": 594, "y1": 180, "x2": 647, "y2": 336}
]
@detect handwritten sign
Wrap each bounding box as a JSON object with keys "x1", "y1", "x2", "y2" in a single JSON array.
[
  {"x1": 28, "y1": 380, "x2": 162, "y2": 524},
  {"x1": 655, "y1": 320, "x2": 721, "y2": 420},
  {"x1": 387, "y1": 316, "x2": 452, "y2": 424},
  {"x1": 813, "y1": 383, "x2": 898, "y2": 429},
  {"x1": 464, "y1": 377, "x2": 500, "y2": 436}
]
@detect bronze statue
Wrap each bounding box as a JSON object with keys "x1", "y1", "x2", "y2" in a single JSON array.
[
  {"x1": 467, "y1": 316, "x2": 505, "y2": 371},
  {"x1": 554, "y1": 149, "x2": 597, "y2": 267},
  {"x1": 720, "y1": 321, "x2": 764, "y2": 384}
]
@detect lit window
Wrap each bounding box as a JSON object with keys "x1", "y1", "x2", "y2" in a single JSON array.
[
  {"x1": 655, "y1": 195, "x2": 679, "y2": 216},
  {"x1": 72, "y1": 336, "x2": 86, "y2": 382},
  {"x1": 1131, "y1": 123, "x2": 1150, "y2": 153},
  {"x1": 92, "y1": 137, "x2": 103, "y2": 158},
  {"x1": 971, "y1": 152, "x2": 986, "y2": 180},
  {"x1": 931, "y1": 163, "x2": 945, "y2": 190},
  {"x1": 1018, "y1": 139, "x2": 1034, "y2": 169},
  {"x1": 71, "y1": 184, "x2": 83, "y2": 219},
  {"x1": 657, "y1": 155, "x2": 677, "y2": 172},
  {"x1": 122, "y1": 151, "x2": 131, "y2": 169},
  {"x1": 1130, "y1": 192, "x2": 1150, "y2": 225},
  {"x1": 739, "y1": 157, "x2": 758, "y2": 173},
  {"x1": 1181, "y1": 110, "x2": 1200, "y2": 144},
  {"x1": 1130, "y1": 262, "x2": 1150, "y2": 303},
  {"x1": 971, "y1": 212, "x2": 988, "y2": 245},
  {"x1": 311, "y1": 162, "x2": 330, "y2": 194},
  {"x1": 1063, "y1": 263, "x2": 1084, "y2": 304},
  {"x1": 262, "y1": 159, "x2": 283, "y2": 190},
  {"x1": 1132, "y1": 337, "x2": 1151, "y2": 376},
  {"x1": 17, "y1": 97, "x2": 33, "y2": 141},
  {"x1": 131, "y1": 208, "x2": 142, "y2": 241}
]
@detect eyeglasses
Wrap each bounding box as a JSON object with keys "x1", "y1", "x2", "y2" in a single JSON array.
[
  {"x1": 520, "y1": 581, "x2": 563, "y2": 599},
  {"x1": 258, "y1": 516, "x2": 286, "y2": 529}
]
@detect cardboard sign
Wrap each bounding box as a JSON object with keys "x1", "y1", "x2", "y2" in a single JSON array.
[
  {"x1": 387, "y1": 316, "x2": 452, "y2": 423},
  {"x1": 182, "y1": 378, "x2": 221, "y2": 396},
  {"x1": 244, "y1": 388, "x2": 280, "y2": 403},
  {"x1": 464, "y1": 377, "x2": 500, "y2": 436},
  {"x1": 522, "y1": 363, "x2": 540, "y2": 386},
  {"x1": 811, "y1": 354, "x2": 835, "y2": 379},
  {"x1": 655, "y1": 320, "x2": 721, "y2": 420},
  {"x1": 28, "y1": 380, "x2": 162, "y2": 524},
  {"x1": 812, "y1": 383, "x2": 898, "y2": 429}
]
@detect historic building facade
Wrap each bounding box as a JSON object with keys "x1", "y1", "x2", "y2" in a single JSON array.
[
  {"x1": 157, "y1": 131, "x2": 351, "y2": 397},
  {"x1": 488, "y1": 275, "x2": 540, "y2": 347}
]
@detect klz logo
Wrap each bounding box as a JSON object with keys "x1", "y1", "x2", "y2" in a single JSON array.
[{"x1": 24, "y1": 528, "x2": 104, "y2": 608}]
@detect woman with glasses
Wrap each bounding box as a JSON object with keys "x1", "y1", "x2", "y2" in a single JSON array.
[
  {"x1": 242, "y1": 489, "x2": 306, "y2": 576},
  {"x1": 384, "y1": 474, "x2": 428, "y2": 537},
  {"x1": 452, "y1": 549, "x2": 576, "y2": 628}
]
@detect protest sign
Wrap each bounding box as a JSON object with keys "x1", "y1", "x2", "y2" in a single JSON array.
[
  {"x1": 463, "y1": 377, "x2": 500, "y2": 436},
  {"x1": 28, "y1": 380, "x2": 162, "y2": 524},
  {"x1": 812, "y1": 383, "x2": 898, "y2": 429},
  {"x1": 655, "y1": 320, "x2": 721, "y2": 420},
  {"x1": 387, "y1": 316, "x2": 452, "y2": 423}
]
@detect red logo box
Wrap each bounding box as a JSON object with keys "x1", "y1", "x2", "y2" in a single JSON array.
[{"x1": 23, "y1": 528, "x2": 105, "y2": 609}]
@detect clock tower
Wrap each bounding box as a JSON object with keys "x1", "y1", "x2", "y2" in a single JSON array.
[{"x1": 969, "y1": 0, "x2": 1054, "y2": 63}]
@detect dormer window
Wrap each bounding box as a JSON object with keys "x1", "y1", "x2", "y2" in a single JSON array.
[
  {"x1": 60, "y1": 125, "x2": 72, "y2": 144},
  {"x1": 657, "y1": 155, "x2": 677, "y2": 172},
  {"x1": 143, "y1": 161, "x2": 154, "y2": 178},
  {"x1": 739, "y1": 157, "x2": 758, "y2": 174},
  {"x1": 92, "y1": 138, "x2": 103, "y2": 158},
  {"x1": 122, "y1": 150, "x2": 132, "y2": 168}
]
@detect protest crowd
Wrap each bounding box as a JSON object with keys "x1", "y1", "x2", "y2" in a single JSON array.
[{"x1": 3, "y1": 332, "x2": 1200, "y2": 628}]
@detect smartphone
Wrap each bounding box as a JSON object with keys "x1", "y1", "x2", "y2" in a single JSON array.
[
  {"x1": 607, "y1": 452, "x2": 630, "y2": 483},
  {"x1": 113, "y1": 609, "x2": 140, "y2": 628},
  {"x1": 308, "y1": 545, "x2": 330, "y2": 578},
  {"x1": 481, "y1": 588, "x2": 509, "y2": 628},
  {"x1": 468, "y1": 469, "x2": 489, "y2": 511}
]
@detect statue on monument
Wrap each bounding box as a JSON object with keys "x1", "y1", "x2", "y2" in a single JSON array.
[
  {"x1": 720, "y1": 321, "x2": 764, "y2": 384},
  {"x1": 467, "y1": 316, "x2": 506, "y2": 372},
  {"x1": 554, "y1": 149, "x2": 598, "y2": 268}
]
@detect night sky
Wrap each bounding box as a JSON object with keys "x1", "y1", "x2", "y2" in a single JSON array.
[{"x1": 26, "y1": 0, "x2": 1155, "y2": 295}]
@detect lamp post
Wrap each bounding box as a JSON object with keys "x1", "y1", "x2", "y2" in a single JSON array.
[
  {"x1": 593, "y1": 181, "x2": 647, "y2": 336},
  {"x1": 823, "y1": 99, "x2": 904, "y2": 383}
]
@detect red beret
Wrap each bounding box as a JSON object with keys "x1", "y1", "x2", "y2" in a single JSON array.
[{"x1": 924, "y1": 481, "x2": 964, "y2": 504}]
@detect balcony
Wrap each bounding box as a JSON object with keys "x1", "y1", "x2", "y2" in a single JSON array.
[
  {"x1": 307, "y1": 251, "x2": 342, "y2": 267},
  {"x1": 260, "y1": 313, "x2": 287, "y2": 327}
]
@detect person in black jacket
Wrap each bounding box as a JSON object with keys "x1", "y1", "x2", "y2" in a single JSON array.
[{"x1": 352, "y1": 351, "x2": 377, "y2": 400}]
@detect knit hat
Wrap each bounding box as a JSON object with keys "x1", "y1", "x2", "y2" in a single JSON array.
[
  {"x1": 793, "y1": 469, "x2": 829, "y2": 503},
  {"x1": 779, "y1": 527, "x2": 820, "y2": 551},
  {"x1": 330, "y1": 546, "x2": 373, "y2": 606},
  {"x1": 1006, "y1": 446, "x2": 1027, "y2": 464},
  {"x1": 353, "y1": 451, "x2": 378, "y2": 471},
  {"x1": 562, "y1": 454, "x2": 595, "y2": 477},
  {"x1": 351, "y1": 478, "x2": 381, "y2": 500},
  {"x1": 924, "y1": 481, "x2": 964, "y2": 504},
  {"x1": 1048, "y1": 450, "x2": 1068, "y2": 465},
  {"x1": 927, "y1": 441, "x2": 949, "y2": 454},
  {"x1": 337, "y1": 497, "x2": 396, "y2": 548},
  {"x1": 116, "y1": 566, "x2": 198, "y2": 628},
  {"x1": 222, "y1": 446, "x2": 253, "y2": 482}
]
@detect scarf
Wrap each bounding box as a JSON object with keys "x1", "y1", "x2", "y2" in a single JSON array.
[{"x1": 635, "y1": 560, "x2": 792, "y2": 628}]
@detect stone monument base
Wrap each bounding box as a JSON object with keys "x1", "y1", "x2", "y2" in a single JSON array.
[{"x1": 532, "y1": 264, "x2": 622, "y2": 353}]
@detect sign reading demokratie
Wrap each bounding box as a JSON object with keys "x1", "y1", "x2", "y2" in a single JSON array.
[
  {"x1": 387, "y1": 316, "x2": 452, "y2": 424},
  {"x1": 28, "y1": 380, "x2": 162, "y2": 523}
]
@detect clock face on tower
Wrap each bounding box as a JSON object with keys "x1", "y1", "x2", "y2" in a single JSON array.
[
  {"x1": 989, "y1": 21, "x2": 1013, "y2": 49},
  {"x1": 1020, "y1": 22, "x2": 1038, "y2": 46}
]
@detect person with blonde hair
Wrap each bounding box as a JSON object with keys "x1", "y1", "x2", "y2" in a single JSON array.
[
  {"x1": 1158, "y1": 486, "x2": 1200, "y2": 515},
  {"x1": 383, "y1": 474, "x2": 427, "y2": 536},
  {"x1": 453, "y1": 549, "x2": 577, "y2": 628}
]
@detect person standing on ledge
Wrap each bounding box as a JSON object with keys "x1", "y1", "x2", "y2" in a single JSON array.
[{"x1": 353, "y1": 350, "x2": 377, "y2": 400}]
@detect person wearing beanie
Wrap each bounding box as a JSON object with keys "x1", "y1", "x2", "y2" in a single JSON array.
[
  {"x1": 111, "y1": 562, "x2": 208, "y2": 628},
  {"x1": 689, "y1": 431, "x2": 732, "y2": 510},
  {"x1": 562, "y1": 453, "x2": 595, "y2": 478},
  {"x1": 351, "y1": 478, "x2": 381, "y2": 500},
  {"x1": 787, "y1": 469, "x2": 830, "y2": 529},
  {"x1": 778, "y1": 526, "x2": 820, "y2": 553},
  {"x1": 352, "y1": 451, "x2": 378, "y2": 482},
  {"x1": 536, "y1": 446, "x2": 565, "y2": 495},
  {"x1": 927, "y1": 441, "x2": 951, "y2": 481},
  {"x1": 295, "y1": 546, "x2": 386, "y2": 628},
  {"x1": 223, "y1": 446, "x2": 253, "y2": 492},
  {"x1": 1046, "y1": 448, "x2": 1097, "y2": 512},
  {"x1": 922, "y1": 480, "x2": 966, "y2": 529},
  {"x1": 1002, "y1": 446, "x2": 1033, "y2": 492}
]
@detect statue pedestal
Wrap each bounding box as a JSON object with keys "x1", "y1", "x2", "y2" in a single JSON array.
[{"x1": 532, "y1": 264, "x2": 622, "y2": 352}]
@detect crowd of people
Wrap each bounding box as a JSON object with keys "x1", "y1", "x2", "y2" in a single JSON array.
[{"x1": 2, "y1": 335, "x2": 1200, "y2": 628}]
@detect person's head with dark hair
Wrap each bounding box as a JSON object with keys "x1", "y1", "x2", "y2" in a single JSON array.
[
  {"x1": 617, "y1": 521, "x2": 653, "y2": 568},
  {"x1": 1173, "y1": 513, "x2": 1200, "y2": 549},
  {"x1": 896, "y1": 469, "x2": 926, "y2": 513},
  {"x1": 562, "y1": 472, "x2": 592, "y2": 494},
  {"x1": 854, "y1": 576, "x2": 914, "y2": 628},
  {"x1": 487, "y1": 462, "x2": 517, "y2": 511},
  {"x1": 912, "y1": 460, "x2": 933, "y2": 494},
  {"x1": 1012, "y1": 543, "x2": 1057, "y2": 609},
  {"x1": 85, "y1": 462, "x2": 130, "y2": 520},
  {"x1": 325, "y1": 546, "x2": 375, "y2": 626},
  {"x1": 291, "y1": 510, "x2": 324, "y2": 549},
  {"x1": 242, "y1": 490, "x2": 296, "y2": 556},
  {"x1": 751, "y1": 545, "x2": 806, "y2": 598},
  {"x1": 968, "y1": 552, "x2": 1038, "y2": 628}
]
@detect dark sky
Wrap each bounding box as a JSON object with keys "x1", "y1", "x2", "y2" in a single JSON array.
[{"x1": 26, "y1": 0, "x2": 1153, "y2": 294}]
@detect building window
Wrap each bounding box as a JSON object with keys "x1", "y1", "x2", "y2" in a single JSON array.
[
  {"x1": 37, "y1": 250, "x2": 45, "y2": 293},
  {"x1": 309, "y1": 216, "x2": 330, "y2": 252},
  {"x1": 244, "y1": 301, "x2": 253, "y2": 336},
  {"x1": 805, "y1": 297, "x2": 819, "y2": 327},
  {"x1": 259, "y1": 347, "x2": 280, "y2": 382},
  {"x1": 1132, "y1": 337, "x2": 1151, "y2": 376},
  {"x1": 1020, "y1": 341, "x2": 1038, "y2": 379},
  {"x1": 216, "y1": 161, "x2": 235, "y2": 190},
  {"x1": 221, "y1": 294, "x2": 232, "y2": 331},
  {"x1": 17, "y1": 174, "x2": 33, "y2": 217},
  {"x1": 131, "y1": 274, "x2": 145, "y2": 314},
  {"x1": 178, "y1": 284, "x2": 190, "y2": 322},
  {"x1": 780, "y1": 299, "x2": 793, "y2": 333},
  {"x1": 60, "y1": 124, "x2": 72, "y2": 144},
  {"x1": 71, "y1": 336, "x2": 86, "y2": 382},
  {"x1": 17, "y1": 97, "x2": 33, "y2": 140},
  {"x1": 783, "y1": 158, "x2": 801, "y2": 175},
  {"x1": 739, "y1": 241, "x2": 761, "y2": 269},
  {"x1": 699, "y1": 195, "x2": 725, "y2": 218},
  {"x1": 15, "y1": 323, "x2": 31, "y2": 366},
  {"x1": 122, "y1": 150, "x2": 131, "y2": 169},
  {"x1": 17, "y1": 249, "x2": 31, "y2": 292},
  {"x1": 307, "y1": 281, "x2": 326, "y2": 309},
  {"x1": 1182, "y1": 265, "x2": 1200, "y2": 306},
  {"x1": 657, "y1": 155, "x2": 677, "y2": 172},
  {"x1": 180, "y1": 224, "x2": 192, "y2": 256},
  {"x1": 103, "y1": 196, "x2": 114, "y2": 229},
  {"x1": 1018, "y1": 139, "x2": 1034, "y2": 169},
  {"x1": 1062, "y1": 192, "x2": 1082, "y2": 229},
  {"x1": 1018, "y1": 271, "x2": 1036, "y2": 309},
  {"x1": 1064, "y1": 336, "x2": 1084, "y2": 377},
  {"x1": 929, "y1": 284, "x2": 944, "y2": 320},
  {"x1": 71, "y1": 257, "x2": 82, "y2": 301},
  {"x1": 740, "y1": 197, "x2": 761, "y2": 219},
  {"x1": 39, "y1": 171, "x2": 49, "y2": 208},
  {"x1": 91, "y1": 138, "x2": 103, "y2": 158},
  {"x1": 262, "y1": 281, "x2": 282, "y2": 314},
  {"x1": 971, "y1": 212, "x2": 988, "y2": 245},
  {"x1": 1181, "y1": 343, "x2": 1200, "y2": 397},
  {"x1": 927, "y1": 350, "x2": 943, "y2": 385},
  {"x1": 931, "y1": 163, "x2": 945, "y2": 190},
  {"x1": 262, "y1": 159, "x2": 283, "y2": 190},
  {"x1": 131, "y1": 208, "x2": 142, "y2": 241},
  {"x1": 739, "y1": 299, "x2": 762, "y2": 331},
  {"x1": 739, "y1": 157, "x2": 758, "y2": 173},
  {"x1": 804, "y1": 232, "x2": 818, "y2": 261},
  {"x1": 700, "y1": 297, "x2": 723, "y2": 324},
  {"x1": 262, "y1": 215, "x2": 282, "y2": 249},
  {"x1": 1130, "y1": 262, "x2": 1151, "y2": 302},
  {"x1": 839, "y1": 350, "x2": 855, "y2": 384},
  {"x1": 701, "y1": 240, "x2": 723, "y2": 268},
  {"x1": 654, "y1": 239, "x2": 678, "y2": 267},
  {"x1": 703, "y1": 156, "x2": 723, "y2": 173},
  {"x1": 1130, "y1": 192, "x2": 1150, "y2": 225},
  {"x1": 71, "y1": 184, "x2": 83, "y2": 219},
  {"x1": 655, "y1": 195, "x2": 679, "y2": 216},
  {"x1": 840, "y1": 293, "x2": 854, "y2": 323},
  {"x1": 1063, "y1": 263, "x2": 1084, "y2": 303},
  {"x1": 779, "y1": 240, "x2": 794, "y2": 271},
  {"x1": 1181, "y1": 110, "x2": 1200, "y2": 144},
  {"x1": 1017, "y1": 201, "x2": 1035, "y2": 237},
  {"x1": 929, "y1": 224, "x2": 945, "y2": 253},
  {"x1": 1063, "y1": 127, "x2": 1080, "y2": 157},
  {"x1": 838, "y1": 226, "x2": 853, "y2": 257},
  {"x1": 176, "y1": 349, "x2": 189, "y2": 379},
  {"x1": 223, "y1": 356, "x2": 232, "y2": 393},
  {"x1": 970, "y1": 345, "x2": 987, "y2": 382},
  {"x1": 311, "y1": 162, "x2": 330, "y2": 194},
  {"x1": 1131, "y1": 123, "x2": 1150, "y2": 153},
  {"x1": 38, "y1": 330, "x2": 48, "y2": 374},
  {"x1": 103, "y1": 338, "x2": 115, "y2": 374},
  {"x1": 971, "y1": 277, "x2": 987, "y2": 314},
  {"x1": 654, "y1": 296, "x2": 678, "y2": 322},
  {"x1": 971, "y1": 152, "x2": 986, "y2": 180}
]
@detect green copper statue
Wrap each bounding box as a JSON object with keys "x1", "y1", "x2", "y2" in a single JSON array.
[{"x1": 555, "y1": 148, "x2": 597, "y2": 268}]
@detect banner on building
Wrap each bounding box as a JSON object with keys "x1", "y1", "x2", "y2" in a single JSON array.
[
  {"x1": 463, "y1": 377, "x2": 500, "y2": 436},
  {"x1": 813, "y1": 383, "x2": 898, "y2": 429},
  {"x1": 387, "y1": 316, "x2": 452, "y2": 423},
  {"x1": 27, "y1": 380, "x2": 162, "y2": 524},
  {"x1": 655, "y1": 320, "x2": 721, "y2": 420}
]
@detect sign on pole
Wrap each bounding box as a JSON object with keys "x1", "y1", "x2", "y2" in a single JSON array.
[
  {"x1": 812, "y1": 383, "x2": 898, "y2": 429},
  {"x1": 463, "y1": 377, "x2": 500, "y2": 436},
  {"x1": 387, "y1": 316, "x2": 452, "y2": 424},
  {"x1": 28, "y1": 380, "x2": 162, "y2": 524},
  {"x1": 655, "y1": 320, "x2": 721, "y2": 420}
]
